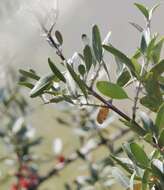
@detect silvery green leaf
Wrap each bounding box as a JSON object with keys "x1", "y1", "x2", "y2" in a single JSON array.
[
  {"x1": 134, "y1": 3, "x2": 149, "y2": 20},
  {"x1": 143, "y1": 29, "x2": 151, "y2": 46},
  {"x1": 129, "y1": 22, "x2": 143, "y2": 33},
  {"x1": 129, "y1": 171, "x2": 136, "y2": 190},
  {"x1": 111, "y1": 167, "x2": 129, "y2": 189},
  {"x1": 102, "y1": 31, "x2": 112, "y2": 45},
  {"x1": 12, "y1": 117, "x2": 24, "y2": 134},
  {"x1": 152, "y1": 159, "x2": 164, "y2": 174},
  {"x1": 30, "y1": 74, "x2": 54, "y2": 98},
  {"x1": 149, "y1": 4, "x2": 160, "y2": 21},
  {"x1": 115, "y1": 56, "x2": 124, "y2": 76},
  {"x1": 139, "y1": 111, "x2": 156, "y2": 133}
]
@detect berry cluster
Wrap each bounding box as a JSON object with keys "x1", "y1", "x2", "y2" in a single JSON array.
[{"x1": 11, "y1": 165, "x2": 39, "y2": 190}]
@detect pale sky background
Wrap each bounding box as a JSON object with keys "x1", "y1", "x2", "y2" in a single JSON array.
[{"x1": 0, "y1": 0, "x2": 163, "y2": 73}]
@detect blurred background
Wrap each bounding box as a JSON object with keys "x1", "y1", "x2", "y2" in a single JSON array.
[{"x1": 0, "y1": 0, "x2": 162, "y2": 189}]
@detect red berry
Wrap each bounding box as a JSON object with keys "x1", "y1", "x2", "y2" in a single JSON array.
[
  {"x1": 19, "y1": 177, "x2": 31, "y2": 188},
  {"x1": 58, "y1": 155, "x2": 65, "y2": 163},
  {"x1": 10, "y1": 184, "x2": 18, "y2": 190}
]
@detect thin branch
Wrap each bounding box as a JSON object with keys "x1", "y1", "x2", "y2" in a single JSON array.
[{"x1": 43, "y1": 27, "x2": 146, "y2": 137}]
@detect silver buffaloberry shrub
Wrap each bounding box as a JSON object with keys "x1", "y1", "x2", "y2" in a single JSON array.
[{"x1": 18, "y1": 3, "x2": 164, "y2": 190}]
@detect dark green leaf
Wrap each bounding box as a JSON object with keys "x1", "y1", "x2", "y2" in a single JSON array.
[
  {"x1": 115, "y1": 56, "x2": 124, "y2": 76},
  {"x1": 147, "y1": 35, "x2": 158, "y2": 59},
  {"x1": 92, "y1": 25, "x2": 102, "y2": 63},
  {"x1": 96, "y1": 81, "x2": 128, "y2": 99},
  {"x1": 48, "y1": 58, "x2": 66, "y2": 83},
  {"x1": 83, "y1": 45, "x2": 93, "y2": 72},
  {"x1": 140, "y1": 33, "x2": 147, "y2": 54},
  {"x1": 134, "y1": 3, "x2": 149, "y2": 20},
  {"x1": 132, "y1": 49, "x2": 142, "y2": 59},
  {"x1": 130, "y1": 143, "x2": 149, "y2": 168},
  {"x1": 139, "y1": 111, "x2": 156, "y2": 134},
  {"x1": 142, "y1": 170, "x2": 149, "y2": 190},
  {"x1": 151, "y1": 160, "x2": 164, "y2": 183},
  {"x1": 19, "y1": 69, "x2": 40, "y2": 80},
  {"x1": 129, "y1": 22, "x2": 143, "y2": 32},
  {"x1": 30, "y1": 74, "x2": 54, "y2": 98},
  {"x1": 111, "y1": 155, "x2": 133, "y2": 174},
  {"x1": 89, "y1": 164, "x2": 99, "y2": 181},
  {"x1": 78, "y1": 64, "x2": 86, "y2": 76},
  {"x1": 150, "y1": 59, "x2": 164, "y2": 77},
  {"x1": 131, "y1": 58, "x2": 142, "y2": 78},
  {"x1": 19, "y1": 82, "x2": 34, "y2": 89},
  {"x1": 152, "y1": 38, "x2": 164, "y2": 64},
  {"x1": 149, "y1": 4, "x2": 160, "y2": 20},
  {"x1": 155, "y1": 103, "x2": 164, "y2": 132},
  {"x1": 142, "y1": 72, "x2": 163, "y2": 112},
  {"x1": 158, "y1": 129, "x2": 164, "y2": 147},
  {"x1": 140, "y1": 96, "x2": 162, "y2": 112},
  {"x1": 66, "y1": 63, "x2": 87, "y2": 97},
  {"x1": 144, "y1": 133, "x2": 153, "y2": 144},
  {"x1": 123, "y1": 143, "x2": 136, "y2": 161},
  {"x1": 49, "y1": 96, "x2": 65, "y2": 103},
  {"x1": 103, "y1": 45, "x2": 136, "y2": 77},
  {"x1": 62, "y1": 95, "x2": 74, "y2": 104},
  {"x1": 117, "y1": 70, "x2": 131, "y2": 87},
  {"x1": 55, "y1": 30, "x2": 63, "y2": 45}
]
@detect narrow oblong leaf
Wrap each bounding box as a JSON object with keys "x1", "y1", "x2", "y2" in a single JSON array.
[
  {"x1": 117, "y1": 70, "x2": 131, "y2": 87},
  {"x1": 111, "y1": 155, "x2": 134, "y2": 174},
  {"x1": 140, "y1": 96, "x2": 161, "y2": 112},
  {"x1": 55, "y1": 30, "x2": 63, "y2": 45},
  {"x1": 130, "y1": 143, "x2": 149, "y2": 168},
  {"x1": 19, "y1": 69, "x2": 40, "y2": 80},
  {"x1": 83, "y1": 45, "x2": 93, "y2": 72},
  {"x1": 129, "y1": 22, "x2": 143, "y2": 32},
  {"x1": 129, "y1": 172, "x2": 136, "y2": 190},
  {"x1": 111, "y1": 167, "x2": 130, "y2": 189},
  {"x1": 48, "y1": 58, "x2": 66, "y2": 83},
  {"x1": 151, "y1": 160, "x2": 164, "y2": 182},
  {"x1": 92, "y1": 25, "x2": 102, "y2": 63},
  {"x1": 30, "y1": 74, "x2": 54, "y2": 98},
  {"x1": 139, "y1": 111, "x2": 156, "y2": 134},
  {"x1": 134, "y1": 3, "x2": 149, "y2": 20},
  {"x1": 103, "y1": 45, "x2": 136, "y2": 77},
  {"x1": 149, "y1": 4, "x2": 160, "y2": 20},
  {"x1": 66, "y1": 63, "x2": 87, "y2": 97},
  {"x1": 150, "y1": 59, "x2": 164, "y2": 76},
  {"x1": 50, "y1": 96, "x2": 65, "y2": 103},
  {"x1": 140, "y1": 33, "x2": 147, "y2": 54},
  {"x1": 142, "y1": 170, "x2": 149, "y2": 190},
  {"x1": 158, "y1": 129, "x2": 164, "y2": 147},
  {"x1": 96, "y1": 81, "x2": 128, "y2": 99},
  {"x1": 78, "y1": 64, "x2": 86, "y2": 76},
  {"x1": 152, "y1": 38, "x2": 164, "y2": 64},
  {"x1": 155, "y1": 103, "x2": 164, "y2": 132},
  {"x1": 19, "y1": 82, "x2": 34, "y2": 89}
]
